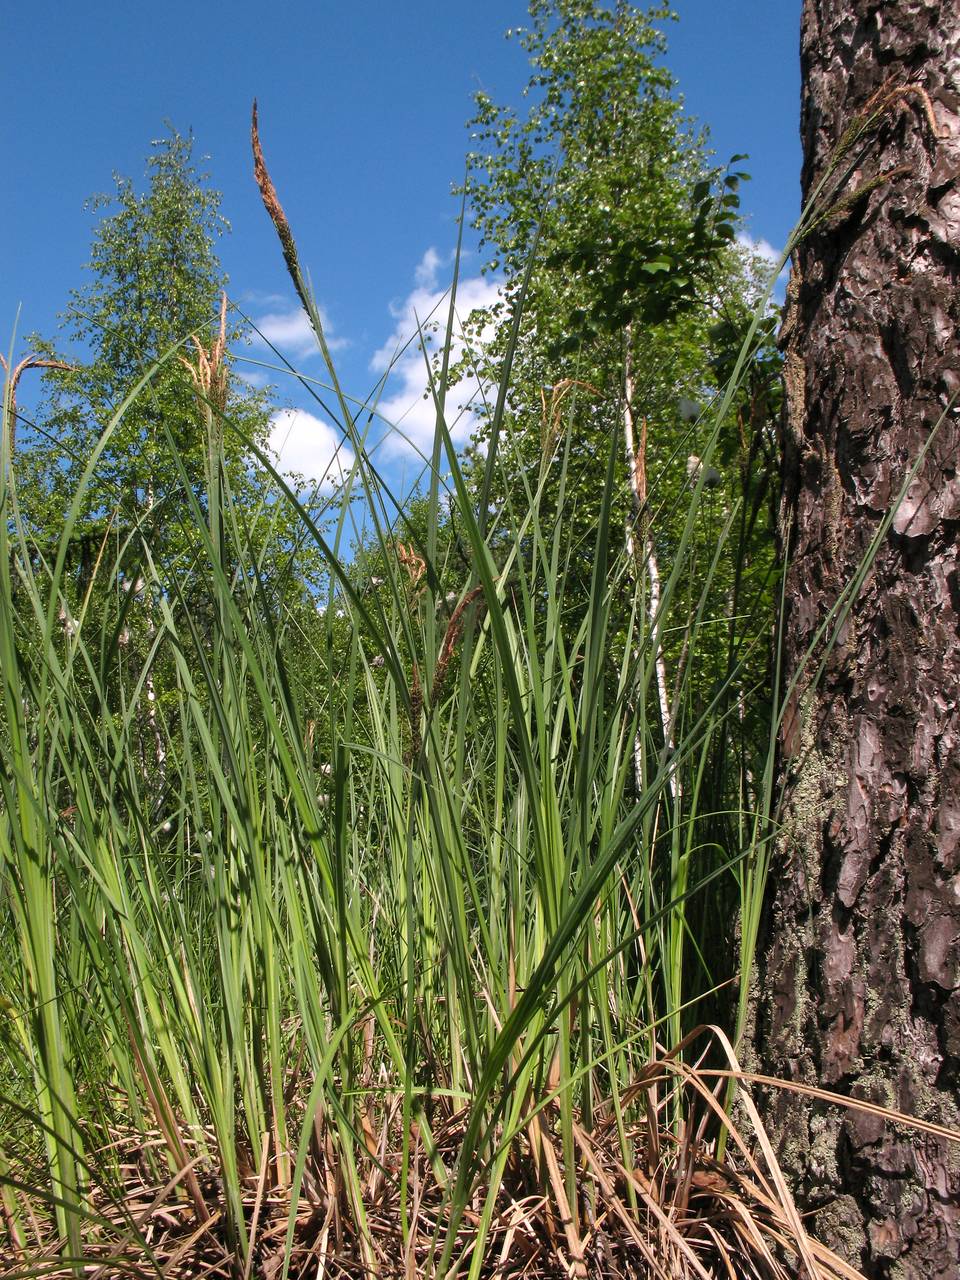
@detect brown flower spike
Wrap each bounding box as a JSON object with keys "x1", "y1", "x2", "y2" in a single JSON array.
[{"x1": 251, "y1": 99, "x2": 312, "y2": 319}]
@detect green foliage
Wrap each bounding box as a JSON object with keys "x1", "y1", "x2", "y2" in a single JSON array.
[
  {"x1": 64, "y1": 128, "x2": 227, "y2": 387},
  {"x1": 25, "y1": 130, "x2": 227, "y2": 505},
  {"x1": 462, "y1": 0, "x2": 740, "y2": 362},
  {"x1": 0, "y1": 269, "x2": 786, "y2": 1269},
  {"x1": 19, "y1": 128, "x2": 292, "y2": 565},
  {"x1": 454, "y1": 0, "x2": 775, "y2": 534},
  {"x1": 13, "y1": 130, "x2": 326, "y2": 747},
  {"x1": 456, "y1": 3, "x2": 779, "y2": 697},
  {"x1": 446, "y1": 3, "x2": 788, "y2": 1055},
  {"x1": 0, "y1": 13, "x2": 806, "y2": 1274}
]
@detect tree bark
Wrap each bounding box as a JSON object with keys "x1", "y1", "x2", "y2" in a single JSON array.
[{"x1": 755, "y1": 3, "x2": 960, "y2": 1275}]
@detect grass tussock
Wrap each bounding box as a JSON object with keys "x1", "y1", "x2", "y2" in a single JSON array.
[
  {"x1": 0, "y1": 1034, "x2": 864, "y2": 1279},
  {"x1": 2, "y1": 108, "x2": 954, "y2": 1280}
]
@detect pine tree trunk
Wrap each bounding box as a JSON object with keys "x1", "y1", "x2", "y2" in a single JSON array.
[{"x1": 755, "y1": 2, "x2": 960, "y2": 1274}]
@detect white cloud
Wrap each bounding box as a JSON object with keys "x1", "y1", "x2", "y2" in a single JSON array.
[
  {"x1": 736, "y1": 232, "x2": 790, "y2": 301},
  {"x1": 415, "y1": 247, "x2": 442, "y2": 289},
  {"x1": 235, "y1": 367, "x2": 269, "y2": 390},
  {"x1": 268, "y1": 408, "x2": 356, "y2": 492},
  {"x1": 372, "y1": 249, "x2": 503, "y2": 461},
  {"x1": 239, "y1": 289, "x2": 287, "y2": 307},
  {"x1": 736, "y1": 231, "x2": 782, "y2": 272},
  {"x1": 251, "y1": 301, "x2": 347, "y2": 360}
]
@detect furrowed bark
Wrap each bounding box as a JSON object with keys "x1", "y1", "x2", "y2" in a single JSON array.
[{"x1": 756, "y1": 3, "x2": 960, "y2": 1274}]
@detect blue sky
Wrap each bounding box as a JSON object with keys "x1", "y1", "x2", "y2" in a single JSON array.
[{"x1": 4, "y1": 2, "x2": 799, "y2": 491}]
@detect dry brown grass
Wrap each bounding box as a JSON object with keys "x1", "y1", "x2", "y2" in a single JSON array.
[{"x1": 0, "y1": 1036, "x2": 881, "y2": 1280}]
